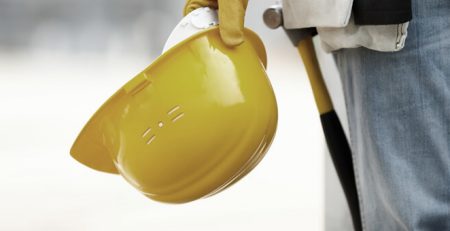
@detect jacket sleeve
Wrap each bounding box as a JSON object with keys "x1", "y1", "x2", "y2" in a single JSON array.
[{"x1": 353, "y1": 0, "x2": 412, "y2": 25}]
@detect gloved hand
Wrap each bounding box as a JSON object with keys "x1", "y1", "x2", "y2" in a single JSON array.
[{"x1": 184, "y1": 0, "x2": 249, "y2": 47}]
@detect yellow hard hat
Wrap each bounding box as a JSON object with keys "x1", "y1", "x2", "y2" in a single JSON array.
[{"x1": 70, "y1": 24, "x2": 277, "y2": 203}]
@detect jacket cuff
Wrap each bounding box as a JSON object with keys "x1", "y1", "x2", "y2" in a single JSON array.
[
  {"x1": 352, "y1": 0, "x2": 412, "y2": 25},
  {"x1": 354, "y1": 10, "x2": 412, "y2": 25}
]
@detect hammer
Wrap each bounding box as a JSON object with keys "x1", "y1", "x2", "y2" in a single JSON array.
[{"x1": 263, "y1": 5, "x2": 363, "y2": 231}]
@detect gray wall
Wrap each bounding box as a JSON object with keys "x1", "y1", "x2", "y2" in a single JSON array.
[{"x1": 0, "y1": 0, "x2": 182, "y2": 54}]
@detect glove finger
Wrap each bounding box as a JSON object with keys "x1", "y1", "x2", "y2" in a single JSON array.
[
  {"x1": 184, "y1": 0, "x2": 218, "y2": 16},
  {"x1": 218, "y1": 0, "x2": 248, "y2": 47}
]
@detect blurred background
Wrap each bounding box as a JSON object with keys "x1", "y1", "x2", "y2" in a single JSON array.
[{"x1": 0, "y1": 0, "x2": 352, "y2": 230}]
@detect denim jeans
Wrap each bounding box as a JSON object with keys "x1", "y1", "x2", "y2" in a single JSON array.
[{"x1": 333, "y1": 0, "x2": 450, "y2": 230}]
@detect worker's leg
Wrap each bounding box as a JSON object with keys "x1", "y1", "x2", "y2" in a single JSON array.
[{"x1": 333, "y1": 0, "x2": 450, "y2": 230}]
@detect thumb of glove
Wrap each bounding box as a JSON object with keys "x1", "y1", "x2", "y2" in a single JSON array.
[{"x1": 217, "y1": 0, "x2": 248, "y2": 47}]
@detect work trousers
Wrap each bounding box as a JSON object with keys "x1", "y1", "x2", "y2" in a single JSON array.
[{"x1": 333, "y1": 0, "x2": 450, "y2": 230}]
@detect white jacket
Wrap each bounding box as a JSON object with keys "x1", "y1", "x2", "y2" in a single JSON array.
[{"x1": 282, "y1": 0, "x2": 409, "y2": 52}]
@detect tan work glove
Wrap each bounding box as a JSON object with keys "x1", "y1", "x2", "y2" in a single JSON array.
[{"x1": 184, "y1": 0, "x2": 249, "y2": 47}]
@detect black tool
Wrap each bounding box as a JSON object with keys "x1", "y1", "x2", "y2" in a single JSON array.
[{"x1": 264, "y1": 6, "x2": 363, "y2": 231}]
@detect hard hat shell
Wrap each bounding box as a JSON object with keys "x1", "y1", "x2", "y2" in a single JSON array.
[{"x1": 71, "y1": 27, "x2": 278, "y2": 203}]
